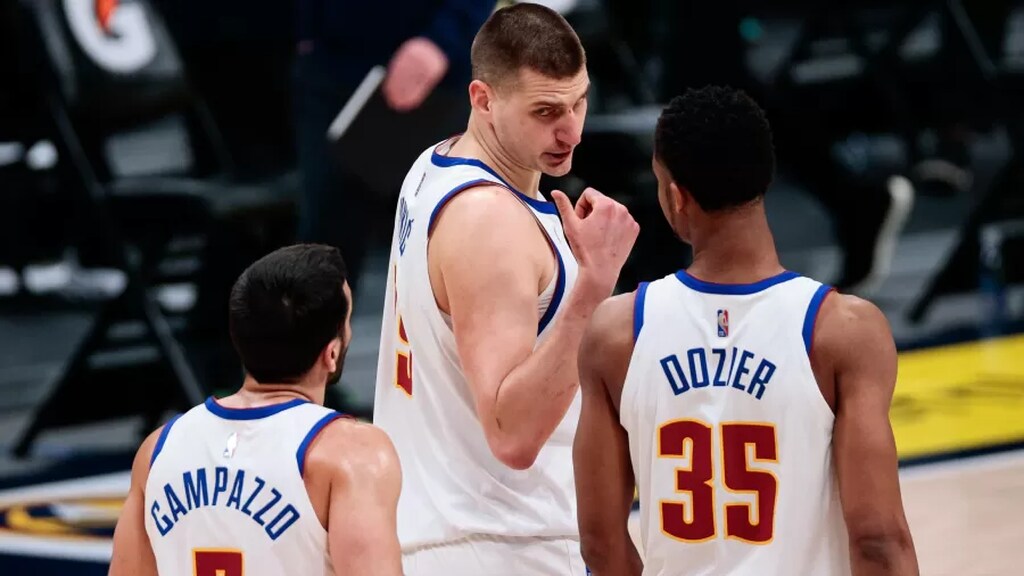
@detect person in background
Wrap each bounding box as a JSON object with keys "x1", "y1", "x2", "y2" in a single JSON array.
[{"x1": 292, "y1": 0, "x2": 498, "y2": 294}]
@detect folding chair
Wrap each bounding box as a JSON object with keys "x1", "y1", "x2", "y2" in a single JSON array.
[{"x1": 10, "y1": 0, "x2": 297, "y2": 457}]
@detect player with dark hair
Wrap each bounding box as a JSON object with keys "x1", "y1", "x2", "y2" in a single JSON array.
[
  {"x1": 573, "y1": 86, "x2": 918, "y2": 576},
  {"x1": 110, "y1": 244, "x2": 402, "y2": 576},
  {"x1": 373, "y1": 3, "x2": 638, "y2": 574}
]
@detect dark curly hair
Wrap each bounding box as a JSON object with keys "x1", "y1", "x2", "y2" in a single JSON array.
[{"x1": 654, "y1": 86, "x2": 776, "y2": 212}]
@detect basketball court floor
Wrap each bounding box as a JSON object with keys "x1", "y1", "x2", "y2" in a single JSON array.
[
  {"x1": 0, "y1": 142, "x2": 1022, "y2": 574},
  {"x1": 0, "y1": 332, "x2": 1022, "y2": 575}
]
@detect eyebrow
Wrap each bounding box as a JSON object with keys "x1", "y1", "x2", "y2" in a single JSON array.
[{"x1": 530, "y1": 83, "x2": 591, "y2": 109}]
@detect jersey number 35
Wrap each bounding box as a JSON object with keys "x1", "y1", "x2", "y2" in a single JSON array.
[{"x1": 657, "y1": 420, "x2": 778, "y2": 544}]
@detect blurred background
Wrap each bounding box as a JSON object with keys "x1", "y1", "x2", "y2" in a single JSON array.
[{"x1": 0, "y1": 0, "x2": 1022, "y2": 573}]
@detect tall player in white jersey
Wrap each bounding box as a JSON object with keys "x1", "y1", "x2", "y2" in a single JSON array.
[
  {"x1": 109, "y1": 244, "x2": 403, "y2": 576},
  {"x1": 373, "y1": 4, "x2": 638, "y2": 574},
  {"x1": 573, "y1": 87, "x2": 920, "y2": 576}
]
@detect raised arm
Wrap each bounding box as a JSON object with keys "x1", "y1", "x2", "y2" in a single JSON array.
[
  {"x1": 109, "y1": 428, "x2": 161, "y2": 576},
  {"x1": 574, "y1": 293, "x2": 643, "y2": 576},
  {"x1": 431, "y1": 186, "x2": 637, "y2": 469},
  {"x1": 815, "y1": 294, "x2": 918, "y2": 576},
  {"x1": 320, "y1": 422, "x2": 403, "y2": 576}
]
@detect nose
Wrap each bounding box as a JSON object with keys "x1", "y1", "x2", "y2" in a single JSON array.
[{"x1": 556, "y1": 110, "x2": 584, "y2": 148}]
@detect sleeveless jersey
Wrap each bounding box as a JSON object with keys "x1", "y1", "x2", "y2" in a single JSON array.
[
  {"x1": 373, "y1": 137, "x2": 581, "y2": 550},
  {"x1": 621, "y1": 270, "x2": 850, "y2": 575},
  {"x1": 144, "y1": 397, "x2": 343, "y2": 576}
]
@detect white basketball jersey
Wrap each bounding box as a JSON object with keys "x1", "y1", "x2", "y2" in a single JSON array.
[
  {"x1": 373, "y1": 137, "x2": 580, "y2": 550},
  {"x1": 621, "y1": 270, "x2": 850, "y2": 575},
  {"x1": 145, "y1": 397, "x2": 343, "y2": 576}
]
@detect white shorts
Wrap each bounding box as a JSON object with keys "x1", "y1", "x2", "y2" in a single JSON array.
[{"x1": 402, "y1": 535, "x2": 587, "y2": 576}]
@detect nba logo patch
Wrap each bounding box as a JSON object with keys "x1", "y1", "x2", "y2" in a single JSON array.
[{"x1": 717, "y1": 309, "x2": 729, "y2": 337}]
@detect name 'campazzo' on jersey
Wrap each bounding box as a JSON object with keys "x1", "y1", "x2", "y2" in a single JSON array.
[
  {"x1": 660, "y1": 346, "x2": 777, "y2": 399},
  {"x1": 149, "y1": 466, "x2": 300, "y2": 541}
]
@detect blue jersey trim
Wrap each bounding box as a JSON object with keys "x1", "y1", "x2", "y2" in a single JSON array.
[
  {"x1": 296, "y1": 412, "x2": 344, "y2": 476},
  {"x1": 675, "y1": 269, "x2": 799, "y2": 295},
  {"x1": 430, "y1": 149, "x2": 558, "y2": 214},
  {"x1": 633, "y1": 282, "x2": 650, "y2": 342},
  {"x1": 149, "y1": 413, "x2": 183, "y2": 469},
  {"x1": 803, "y1": 284, "x2": 834, "y2": 354},
  {"x1": 537, "y1": 244, "x2": 566, "y2": 335},
  {"x1": 204, "y1": 397, "x2": 308, "y2": 420},
  {"x1": 427, "y1": 178, "x2": 495, "y2": 233}
]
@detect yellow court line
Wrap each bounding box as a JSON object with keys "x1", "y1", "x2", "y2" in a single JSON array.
[{"x1": 892, "y1": 334, "x2": 1024, "y2": 459}]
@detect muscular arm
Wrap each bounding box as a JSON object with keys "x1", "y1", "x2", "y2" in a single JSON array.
[
  {"x1": 432, "y1": 187, "x2": 605, "y2": 469},
  {"x1": 431, "y1": 187, "x2": 627, "y2": 469},
  {"x1": 108, "y1": 428, "x2": 161, "y2": 576},
  {"x1": 574, "y1": 294, "x2": 643, "y2": 576},
  {"x1": 816, "y1": 295, "x2": 918, "y2": 576},
  {"x1": 323, "y1": 423, "x2": 403, "y2": 576}
]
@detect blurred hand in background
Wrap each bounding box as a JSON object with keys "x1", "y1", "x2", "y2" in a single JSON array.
[{"x1": 383, "y1": 37, "x2": 449, "y2": 112}]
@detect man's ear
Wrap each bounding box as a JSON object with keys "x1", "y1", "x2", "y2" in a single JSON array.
[
  {"x1": 324, "y1": 338, "x2": 341, "y2": 372},
  {"x1": 468, "y1": 79, "x2": 495, "y2": 115},
  {"x1": 669, "y1": 181, "x2": 688, "y2": 216}
]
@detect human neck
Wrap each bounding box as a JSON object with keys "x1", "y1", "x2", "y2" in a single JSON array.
[
  {"x1": 217, "y1": 375, "x2": 324, "y2": 407},
  {"x1": 447, "y1": 115, "x2": 542, "y2": 195},
  {"x1": 685, "y1": 202, "x2": 784, "y2": 284}
]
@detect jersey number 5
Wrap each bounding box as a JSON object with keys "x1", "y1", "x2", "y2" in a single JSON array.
[
  {"x1": 193, "y1": 548, "x2": 243, "y2": 576},
  {"x1": 658, "y1": 420, "x2": 778, "y2": 544}
]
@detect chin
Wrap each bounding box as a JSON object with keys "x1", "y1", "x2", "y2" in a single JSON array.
[{"x1": 542, "y1": 159, "x2": 573, "y2": 178}]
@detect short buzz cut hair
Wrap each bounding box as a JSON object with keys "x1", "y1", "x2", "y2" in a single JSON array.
[{"x1": 471, "y1": 3, "x2": 586, "y2": 89}]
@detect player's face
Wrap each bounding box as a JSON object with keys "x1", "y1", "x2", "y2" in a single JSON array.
[{"x1": 493, "y1": 67, "x2": 589, "y2": 177}]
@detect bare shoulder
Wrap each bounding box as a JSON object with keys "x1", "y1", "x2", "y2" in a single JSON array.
[
  {"x1": 815, "y1": 292, "x2": 893, "y2": 349},
  {"x1": 428, "y1": 184, "x2": 551, "y2": 302},
  {"x1": 129, "y1": 424, "x2": 167, "y2": 484},
  {"x1": 581, "y1": 292, "x2": 640, "y2": 397},
  {"x1": 138, "y1": 425, "x2": 164, "y2": 459},
  {"x1": 307, "y1": 419, "x2": 400, "y2": 482},
  {"x1": 431, "y1": 184, "x2": 541, "y2": 238},
  {"x1": 585, "y1": 292, "x2": 636, "y2": 348},
  {"x1": 814, "y1": 291, "x2": 897, "y2": 384}
]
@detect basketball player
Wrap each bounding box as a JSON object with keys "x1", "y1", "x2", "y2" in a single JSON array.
[
  {"x1": 573, "y1": 87, "x2": 919, "y2": 575},
  {"x1": 109, "y1": 244, "x2": 402, "y2": 576},
  {"x1": 372, "y1": 4, "x2": 639, "y2": 574}
]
